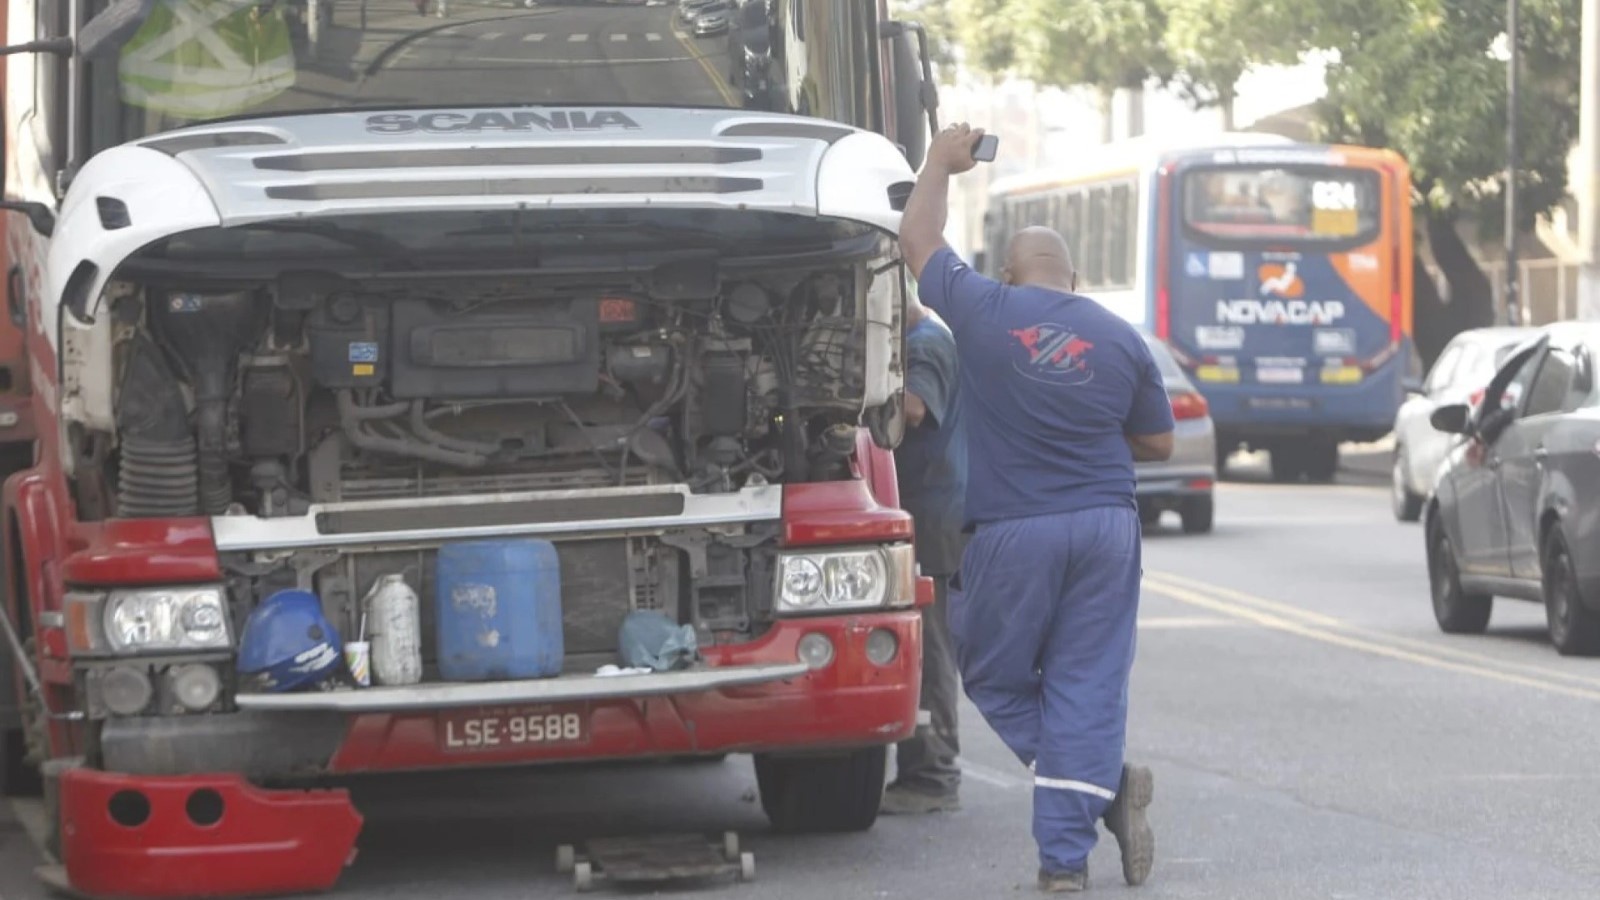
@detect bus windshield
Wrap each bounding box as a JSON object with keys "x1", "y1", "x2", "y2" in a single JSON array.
[
  {"x1": 85, "y1": 0, "x2": 882, "y2": 151},
  {"x1": 1181, "y1": 165, "x2": 1381, "y2": 245}
]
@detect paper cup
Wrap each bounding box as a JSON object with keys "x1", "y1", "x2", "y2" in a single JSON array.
[{"x1": 345, "y1": 641, "x2": 371, "y2": 687}]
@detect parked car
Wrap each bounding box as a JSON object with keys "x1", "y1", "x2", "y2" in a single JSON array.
[
  {"x1": 1391, "y1": 327, "x2": 1536, "y2": 521},
  {"x1": 691, "y1": 1, "x2": 732, "y2": 34},
  {"x1": 676, "y1": 0, "x2": 720, "y2": 24},
  {"x1": 1137, "y1": 333, "x2": 1219, "y2": 534},
  {"x1": 1424, "y1": 322, "x2": 1600, "y2": 655}
]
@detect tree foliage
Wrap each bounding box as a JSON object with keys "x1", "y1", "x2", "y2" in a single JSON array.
[{"x1": 923, "y1": 0, "x2": 1584, "y2": 351}]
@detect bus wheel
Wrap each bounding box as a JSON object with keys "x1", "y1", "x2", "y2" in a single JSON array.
[
  {"x1": 1302, "y1": 439, "x2": 1339, "y2": 483},
  {"x1": 1268, "y1": 446, "x2": 1303, "y2": 483}
]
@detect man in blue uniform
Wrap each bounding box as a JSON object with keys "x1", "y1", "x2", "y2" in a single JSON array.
[
  {"x1": 881, "y1": 291, "x2": 967, "y2": 815},
  {"x1": 897, "y1": 123, "x2": 1174, "y2": 892}
]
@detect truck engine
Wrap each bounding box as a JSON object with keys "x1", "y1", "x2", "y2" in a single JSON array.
[{"x1": 72, "y1": 221, "x2": 904, "y2": 678}]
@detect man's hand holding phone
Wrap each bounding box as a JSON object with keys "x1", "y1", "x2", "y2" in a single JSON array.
[{"x1": 928, "y1": 123, "x2": 997, "y2": 174}]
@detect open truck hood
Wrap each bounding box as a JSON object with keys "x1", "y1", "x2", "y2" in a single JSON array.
[{"x1": 43, "y1": 106, "x2": 914, "y2": 344}]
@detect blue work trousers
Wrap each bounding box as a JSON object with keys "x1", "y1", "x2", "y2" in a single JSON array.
[{"x1": 948, "y1": 505, "x2": 1142, "y2": 873}]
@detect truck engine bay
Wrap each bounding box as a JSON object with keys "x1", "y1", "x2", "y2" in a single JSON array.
[{"x1": 65, "y1": 212, "x2": 907, "y2": 680}]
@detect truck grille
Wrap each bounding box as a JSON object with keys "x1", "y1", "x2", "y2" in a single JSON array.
[{"x1": 340, "y1": 536, "x2": 679, "y2": 673}]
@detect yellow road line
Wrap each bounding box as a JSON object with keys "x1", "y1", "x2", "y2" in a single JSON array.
[
  {"x1": 1147, "y1": 571, "x2": 1600, "y2": 691},
  {"x1": 673, "y1": 27, "x2": 738, "y2": 106},
  {"x1": 1142, "y1": 578, "x2": 1600, "y2": 703}
]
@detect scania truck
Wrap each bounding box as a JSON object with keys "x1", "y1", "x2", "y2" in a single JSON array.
[{"x1": 0, "y1": 0, "x2": 944, "y2": 895}]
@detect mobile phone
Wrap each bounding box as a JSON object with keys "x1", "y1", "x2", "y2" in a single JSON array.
[{"x1": 971, "y1": 134, "x2": 999, "y2": 163}]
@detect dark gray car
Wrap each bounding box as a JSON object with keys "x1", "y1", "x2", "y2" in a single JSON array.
[{"x1": 1424, "y1": 321, "x2": 1600, "y2": 655}]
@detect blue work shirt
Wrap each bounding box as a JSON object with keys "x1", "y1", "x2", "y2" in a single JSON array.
[
  {"x1": 894, "y1": 314, "x2": 967, "y2": 575},
  {"x1": 917, "y1": 248, "x2": 1175, "y2": 528}
]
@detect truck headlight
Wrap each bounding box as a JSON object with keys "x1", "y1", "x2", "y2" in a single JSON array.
[
  {"x1": 775, "y1": 545, "x2": 914, "y2": 614},
  {"x1": 101, "y1": 587, "x2": 231, "y2": 654}
]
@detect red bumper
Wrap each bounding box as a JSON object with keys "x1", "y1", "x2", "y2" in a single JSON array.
[
  {"x1": 330, "y1": 611, "x2": 922, "y2": 771},
  {"x1": 62, "y1": 612, "x2": 920, "y2": 899},
  {"x1": 59, "y1": 768, "x2": 362, "y2": 899}
]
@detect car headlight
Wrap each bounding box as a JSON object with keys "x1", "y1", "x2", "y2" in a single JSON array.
[
  {"x1": 775, "y1": 545, "x2": 914, "y2": 614},
  {"x1": 101, "y1": 587, "x2": 232, "y2": 654}
]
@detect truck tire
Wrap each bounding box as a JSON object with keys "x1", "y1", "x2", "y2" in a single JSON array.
[
  {"x1": 1, "y1": 726, "x2": 41, "y2": 797},
  {"x1": 754, "y1": 746, "x2": 885, "y2": 833}
]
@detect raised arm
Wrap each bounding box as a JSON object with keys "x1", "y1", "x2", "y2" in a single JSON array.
[{"x1": 900, "y1": 124, "x2": 985, "y2": 281}]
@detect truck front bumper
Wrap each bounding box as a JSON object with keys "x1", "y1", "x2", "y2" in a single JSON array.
[
  {"x1": 99, "y1": 611, "x2": 921, "y2": 777},
  {"x1": 59, "y1": 612, "x2": 918, "y2": 899},
  {"x1": 53, "y1": 767, "x2": 362, "y2": 899}
]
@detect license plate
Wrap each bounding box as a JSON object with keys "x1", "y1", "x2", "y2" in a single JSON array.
[
  {"x1": 1256, "y1": 366, "x2": 1304, "y2": 385},
  {"x1": 439, "y1": 705, "x2": 589, "y2": 752},
  {"x1": 1247, "y1": 396, "x2": 1315, "y2": 411},
  {"x1": 1320, "y1": 366, "x2": 1364, "y2": 385}
]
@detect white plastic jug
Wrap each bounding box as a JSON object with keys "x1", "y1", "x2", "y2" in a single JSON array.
[{"x1": 365, "y1": 574, "x2": 423, "y2": 686}]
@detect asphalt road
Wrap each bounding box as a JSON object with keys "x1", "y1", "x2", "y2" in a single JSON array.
[{"x1": 6, "y1": 446, "x2": 1599, "y2": 898}]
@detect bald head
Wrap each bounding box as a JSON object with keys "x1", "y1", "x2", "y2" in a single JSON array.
[{"x1": 1003, "y1": 227, "x2": 1077, "y2": 292}]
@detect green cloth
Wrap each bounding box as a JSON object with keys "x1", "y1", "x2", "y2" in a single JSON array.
[{"x1": 118, "y1": 0, "x2": 295, "y2": 119}]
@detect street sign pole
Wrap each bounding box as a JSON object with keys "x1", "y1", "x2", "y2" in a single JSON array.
[{"x1": 1505, "y1": 0, "x2": 1523, "y2": 326}]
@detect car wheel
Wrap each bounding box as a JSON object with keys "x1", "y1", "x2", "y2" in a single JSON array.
[
  {"x1": 1542, "y1": 528, "x2": 1600, "y2": 657},
  {"x1": 1391, "y1": 448, "x2": 1424, "y2": 522},
  {"x1": 1137, "y1": 501, "x2": 1163, "y2": 529},
  {"x1": 754, "y1": 746, "x2": 885, "y2": 833},
  {"x1": 1428, "y1": 521, "x2": 1492, "y2": 634},
  {"x1": 1180, "y1": 495, "x2": 1214, "y2": 534}
]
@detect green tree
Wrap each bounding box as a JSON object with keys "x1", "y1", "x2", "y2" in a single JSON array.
[
  {"x1": 1306, "y1": 0, "x2": 1582, "y2": 361},
  {"x1": 1163, "y1": 0, "x2": 1309, "y2": 129},
  {"x1": 943, "y1": 0, "x2": 1174, "y2": 121}
]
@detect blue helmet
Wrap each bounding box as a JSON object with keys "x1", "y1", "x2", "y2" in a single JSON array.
[{"x1": 237, "y1": 590, "x2": 344, "y2": 692}]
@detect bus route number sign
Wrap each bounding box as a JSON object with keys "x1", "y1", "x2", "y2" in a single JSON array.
[{"x1": 1310, "y1": 180, "x2": 1359, "y2": 237}]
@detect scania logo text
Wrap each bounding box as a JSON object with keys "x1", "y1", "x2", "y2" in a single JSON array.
[
  {"x1": 1215, "y1": 299, "x2": 1347, "y2": 326},
  {"x1": 365, "y1": 110, "x2": 643, "y2": 135}
]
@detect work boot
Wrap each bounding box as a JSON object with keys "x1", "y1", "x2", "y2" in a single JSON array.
[
  {"x1": 1037, "y1": 868, "x2": 1088, "y2": 893},
  {"x1": 1102, "y1": 764, "x2": 1155, "y2": 886},
  {"x1": 879, "y1": 782, "x2": 961, "y2": 815}
]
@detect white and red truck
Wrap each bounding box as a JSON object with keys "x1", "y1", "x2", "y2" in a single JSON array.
[{"x1": 0, "y1": 0, "x2": 944, "y2": 895}]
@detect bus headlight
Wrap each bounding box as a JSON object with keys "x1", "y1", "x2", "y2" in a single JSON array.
[
  {"x1": 101, "y1": 587, "x2": 232, "y2": 654},
  {"x1": 775, "y1": 545, "x2": 914, "y2": 614}
]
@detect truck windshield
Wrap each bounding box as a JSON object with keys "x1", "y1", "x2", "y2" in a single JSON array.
[{"x1": 85, "y1": 0, "x2": 883, "y2": 151}]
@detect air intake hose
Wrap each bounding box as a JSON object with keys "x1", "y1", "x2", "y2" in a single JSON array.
[
  {"x1": 116, "y1": 334, "x2": 199, "y2": 518},
  {"x1": 152, "y1": 291, "x2": 263, "y2": 514}
]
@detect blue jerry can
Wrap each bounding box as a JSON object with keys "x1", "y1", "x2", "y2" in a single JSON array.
[{"x1": 435, "y1": 539, "x2": 563, "y2": 681}]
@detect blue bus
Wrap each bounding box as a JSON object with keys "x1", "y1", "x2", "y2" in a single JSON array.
[{"x1": 980, "y1": 133, "x2": 1416, "y2": 482}]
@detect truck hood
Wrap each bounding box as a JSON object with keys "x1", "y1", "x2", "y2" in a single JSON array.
[{"x1": 44, "y1": 107, "x2": 914, "y2": 331}]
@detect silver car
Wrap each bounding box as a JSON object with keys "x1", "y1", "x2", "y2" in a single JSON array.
[
  {"x1": 1137, "y1": 333, "x2": 1219, "y2": 534},
  {"x1": 692, "y1": 3, "x2": 731, "y2": 33},
  {"x1": 1391, "y1": 326, "x2": 1536, "y2": 521}
]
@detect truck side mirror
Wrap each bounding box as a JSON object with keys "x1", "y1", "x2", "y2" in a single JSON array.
[{"x1": 881, "y1": 20, "x2": 939, "y2": 170}]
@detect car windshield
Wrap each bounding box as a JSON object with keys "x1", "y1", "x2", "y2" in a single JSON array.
[{"x1": 84, "y1": 0, "x2": 881, "y2": 151}]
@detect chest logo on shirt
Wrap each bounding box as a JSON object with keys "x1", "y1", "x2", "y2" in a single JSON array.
[{"x1": 1009, "y1": 324, "x2": 1096, "y2": 386}]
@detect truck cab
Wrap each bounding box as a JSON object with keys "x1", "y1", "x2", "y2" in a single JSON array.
[{"x1": 0, "y1": 1, "x2": 941, "y2": 896}]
